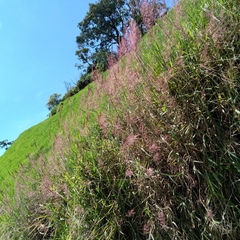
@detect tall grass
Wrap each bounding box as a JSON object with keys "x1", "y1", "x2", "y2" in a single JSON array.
[{"x1": 0, "y1": 0, "x2": 239, "y2": 239}]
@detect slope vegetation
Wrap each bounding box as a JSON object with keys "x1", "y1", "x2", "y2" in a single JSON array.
[
  {"x1": 0, "y1": 86, "x2": 93, "y2": 187},
  {"x1": 0, "y1": 0, "x2": 239, "y2": 239}
]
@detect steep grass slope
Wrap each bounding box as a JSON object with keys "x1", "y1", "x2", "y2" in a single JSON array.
[
  {"x1": 0, "y1": 0, "x2": 239, "y2": 239},
  {"x1": 0, "y1": 85, "x2": 94, "y2": 187}
]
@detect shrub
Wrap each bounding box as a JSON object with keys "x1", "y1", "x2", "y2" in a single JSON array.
[{"x1": 46, "y1": 93, "x2": 62, "y2": 111}]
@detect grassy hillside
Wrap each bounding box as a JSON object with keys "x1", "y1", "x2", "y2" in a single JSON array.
[
  {"x1": 0, "y1": 86, "x2": 92, "y2": 186},
  {"x1": 0, "y1": 0, "x2": 239, "y2": 239}
]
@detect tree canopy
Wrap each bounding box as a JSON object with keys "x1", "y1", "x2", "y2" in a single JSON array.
[
  {"x1": 76, "y1": 0, "x2": 128, "y2": 71},
  {"x1": 0, "y1": 140, "x2": 13, "y2": 150},
  {"x1": 128, "y1": 0, "x2": 166, "y2": 35},
  {"x1": 46, "y1": 93, "x2": 62, "y2": 111},
  {"x1": 76, "y1": 0, "x2": 166, "y2": 73}
]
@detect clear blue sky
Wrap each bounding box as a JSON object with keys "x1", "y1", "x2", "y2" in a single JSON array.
[
  {"x1": 0, "y1": 0, "x2": 94, "y2": 155},
  {"x1": 0, "y1": 0, "x2": 175, "y2": 156}
]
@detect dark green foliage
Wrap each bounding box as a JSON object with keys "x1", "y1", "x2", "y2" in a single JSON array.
[
  {"x1": 0, "y1": 140, "x2": 13, "y2": 150},
  {"x1": 77, "y1": 73, "x2": 93, "y2": 90},
  {"x1": 46, "y1": 93, "x2": 62, "y2": 111},
  {"x1": 75, "y1": 0, "x2": 166, "y2": 72},
  {"x1": 76, "y1": 0, "x2": 127, "y2": 71},
  {"x1": 61, "y1": 73, "x2": 93, "y2": 101},
  {"x1": 128, "y1": 0, "x2": 166, "y2": 36},
  {"x1": 49, "y1": 102, "x2": 64, "y2": 117}
]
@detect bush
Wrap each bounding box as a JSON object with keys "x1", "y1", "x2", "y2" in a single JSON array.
[
  {"x1": 46, "y1": 93, "x2": 62, "y2": 111},
  {"x1": 62, "y1": 73, "x2": 93, "y2": 101}
]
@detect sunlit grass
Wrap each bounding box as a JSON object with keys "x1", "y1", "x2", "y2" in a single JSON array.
[{"x1": 0, "y1": 0, "x2": 239, "y2": 239}]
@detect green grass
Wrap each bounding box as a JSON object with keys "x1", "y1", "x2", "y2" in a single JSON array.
[
  {"x1": 0, "y1": 84, "x2": 95, "y2": 188},
  {"x1": 0, "y1": 0, "x2": 239, "y2": 239}
]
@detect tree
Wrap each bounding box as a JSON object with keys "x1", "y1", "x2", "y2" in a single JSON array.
[
  {"x1": 0, "y1": 140, "x2": 13, "y2": 150},
  {"x1": 117, "y1": 0, "x2": 166, "y2": 57},
  {"x1": 76, "y1": 0, "x2": 128, "y2": 71},
  {"x1": 128, "y1": 0, "x2": 166, "y2": 35},
  {"x1": 76, "y1": 0, "x2": 166, "y2": 72},
  {"x1": 46, "y1": 93, "x2": 62, "y2": 111}
]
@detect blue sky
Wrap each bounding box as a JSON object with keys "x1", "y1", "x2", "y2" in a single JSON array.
[
  {"x1": 0, "y1": 0, "x2": 175, "y2": 156},
  {"x1": 0, "y1": 0, "x2": 94, "y2": 155}
]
